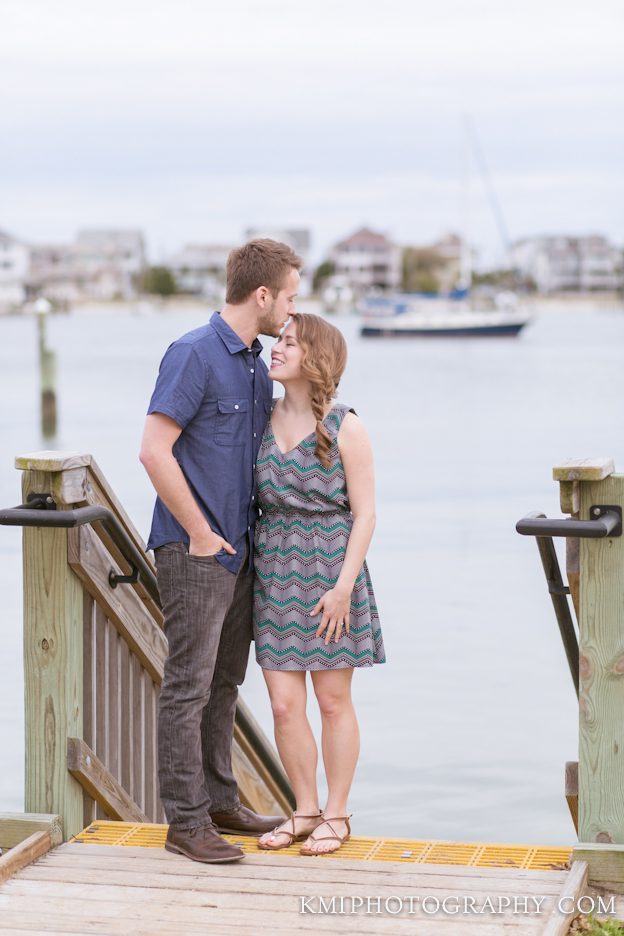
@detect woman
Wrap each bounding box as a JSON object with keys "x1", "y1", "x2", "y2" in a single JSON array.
[{"x1": 253, "y1": 313, "x2": 385, "y2": 856}]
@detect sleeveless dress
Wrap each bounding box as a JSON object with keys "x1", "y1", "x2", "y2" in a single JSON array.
[{"x1": 253, "y1": 402, "x2": 386, "y2": 671}]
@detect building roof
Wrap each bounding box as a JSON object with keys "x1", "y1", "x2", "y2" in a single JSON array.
[
  {"x1": 76, "y1": 229, "x2": 145, "y2": 250},
  {"x1": 334, "y1": 227, "x2": 395, "y2": 250}
]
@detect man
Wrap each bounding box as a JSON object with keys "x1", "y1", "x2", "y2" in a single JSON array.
[{"x1": 140, "y1": 239, "x2": 302, "y2": 863}]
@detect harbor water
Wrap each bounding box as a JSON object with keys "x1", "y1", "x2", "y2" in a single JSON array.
[{"x1": 1, "y1": 299, "x2": 623, "y2": 845}]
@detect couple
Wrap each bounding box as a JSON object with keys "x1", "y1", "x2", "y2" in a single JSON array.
[{"x1": 140, "y1": 239, "x2": 385, "y2": 864}]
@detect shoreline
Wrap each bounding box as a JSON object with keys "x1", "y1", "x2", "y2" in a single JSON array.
[{"x1": 1, "y1": 291, "x2": 623, "y2": 319}]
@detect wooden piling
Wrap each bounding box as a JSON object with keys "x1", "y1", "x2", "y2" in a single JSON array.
[{"x1": 36, "y1": 302, "x2": 57, "y2": 439}]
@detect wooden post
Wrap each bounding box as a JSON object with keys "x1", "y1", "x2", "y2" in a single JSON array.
[
  {"x1": 555, "y1": 458, "x2": 624, "y2": 887},
  {"x1": 18, "y1": 452, "x2": 90, "y2": 840},
  {"x1": 36, "y1": 300, "x2": 57, "y2": 439},
  {"x1": 14, "y1": 449, "x2": 293, "y2": 838},
  {"x1": 578, "y1": 471, "x2": 624, "y2": 844}
]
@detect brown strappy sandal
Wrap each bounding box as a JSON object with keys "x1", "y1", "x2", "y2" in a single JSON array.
[
  {"x1": 257, "y1": 811, "x2": 323, "y2": 851},
  {"x1": 299, "y1": 814, "x2": 352, "y2": 856}
]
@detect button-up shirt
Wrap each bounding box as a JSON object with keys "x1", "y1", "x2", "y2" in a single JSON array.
[{"x1": 146, "y1": 311, "x2": 272, "y2": 573}]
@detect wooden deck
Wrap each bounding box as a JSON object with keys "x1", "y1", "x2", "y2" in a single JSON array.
[{"x1": 0, "y1": 839, "x2": 587, "y2": 935}]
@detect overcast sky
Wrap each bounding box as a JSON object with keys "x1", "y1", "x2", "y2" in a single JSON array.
[{"x1": 1, "y1": 0, "x2": 622, "y2": 265}]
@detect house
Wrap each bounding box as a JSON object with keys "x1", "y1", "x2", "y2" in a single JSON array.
[
  {"x1": 166, "y1": 244, "x2": 234, "y2": 299},
  {"x1": 511, "y1": 235, "x2": 623, "y2": 293},
  {"x1": 73, "y1": 229, "x2": 147, "y2": 299},
  {"x1": 0, "y1": 230, "x2": 29, "y2": 309},
  {"x1": 27, "y1": 229, "x2": 148, "y2": 302},
  {"x1": 328, "y1": 227, "x2": 401, "y2": 293},
  {"x1": 28, "y1": 244, "x2": 81, "y2": 303}
]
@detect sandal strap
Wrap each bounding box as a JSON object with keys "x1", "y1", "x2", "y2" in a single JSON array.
[
  {"x1": 307, "y1": 815, "x2": 351, "y2": 844},
  {"x1": 269, "y1": 810, "x2": 322, "y2": 842},
  {"x1": 268, "y1": 815, "x2": 295, "y2": 845}
]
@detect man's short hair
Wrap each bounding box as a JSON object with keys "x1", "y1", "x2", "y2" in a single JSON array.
[{"x1": 226, "y1": 239, "x2": 303, "y2": 304}]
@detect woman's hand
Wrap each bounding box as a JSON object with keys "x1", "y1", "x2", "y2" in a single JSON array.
[{"x1": 310, "y1": 585, "x2": 352, "y2": 644}]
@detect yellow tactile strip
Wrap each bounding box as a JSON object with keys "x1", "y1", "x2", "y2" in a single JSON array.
[{"x1": 72, "y1": 822, "x2": 571, "y2": 870}]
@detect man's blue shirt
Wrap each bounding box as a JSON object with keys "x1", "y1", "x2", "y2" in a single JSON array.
[{"x1": 146, "y1": 311, "x2": 272, "y2": 573}]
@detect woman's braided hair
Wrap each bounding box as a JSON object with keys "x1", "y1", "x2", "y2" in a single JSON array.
[{"x1": 295, "y1": 314, "x2": 348, "y2": 469}]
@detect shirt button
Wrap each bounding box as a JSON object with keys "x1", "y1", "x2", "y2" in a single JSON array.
[
  {"x1": 254, "y1": 399, "x2": 257, "y2": 404},
  {"x1": 253, "y1": 463, "x2": 256, "y2": 469},
  {"x1": 254, "y1": 433, "x2": 257, "y2": 438},
  {"x1": 248, "y1": 525, "x2": 251, "y2": 531},
  {"x1": 234, "y1": 404, "x2": 239, "y2": 410},
  {"x1": 252, "y1": 495, "x2": 255, "y2": 501},
  {"x1": 250, "y1": 368, "x2": 254, "y2": 374}
]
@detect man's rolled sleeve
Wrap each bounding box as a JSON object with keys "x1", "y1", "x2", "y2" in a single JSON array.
[{"x1": 147, "y1": 342, "x2": 207, "y2": 429}]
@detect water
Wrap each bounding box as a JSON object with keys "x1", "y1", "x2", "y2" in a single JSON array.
[{"x1": 1, "y1": 299, "x2": 623, "y2": 845}]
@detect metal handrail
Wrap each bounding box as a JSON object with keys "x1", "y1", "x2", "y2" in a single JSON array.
[
  {"x1": 0, "y1": 493, "x2": 160, "y2": 606},
  {"x1": 515, "y1": 505, "x2": 623, "y2": 696},
  {"x1": 0, "y1": 492, "x2": 296, "y2": 811},
  {"x1": 517, "y1": 513, "x2": 580, "y2": 697},
  {"x1": 516, "y1": 506, "x2": 622, "y2": 539}
]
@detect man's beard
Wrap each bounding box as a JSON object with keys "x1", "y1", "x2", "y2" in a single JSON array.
[{"x1": 258, "y1": 301, "x2": 282, "y2": 337}]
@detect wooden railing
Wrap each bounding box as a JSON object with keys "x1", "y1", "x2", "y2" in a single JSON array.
[{"x1": 15, "y1": 450, "x2": 292, "y2": 840}]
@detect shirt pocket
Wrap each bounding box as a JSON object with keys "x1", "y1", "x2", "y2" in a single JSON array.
[{"x1": 214, "y1": 398, "x2": 249, "y2": 446}]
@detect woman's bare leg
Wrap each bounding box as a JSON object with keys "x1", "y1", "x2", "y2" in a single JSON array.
[
  {"x1": 259, "y1": 670, "x2": 321, "y2": 846},
  {"x1": 302, "y1": 668, "x2": 359, "y2": 853}
]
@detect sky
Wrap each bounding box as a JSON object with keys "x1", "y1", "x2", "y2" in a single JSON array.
[{"x1": 1, "y1": 0, "x2": 623, "y2": 267}]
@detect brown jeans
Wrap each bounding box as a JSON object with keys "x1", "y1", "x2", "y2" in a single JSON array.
[{"x1": 154, "y1": 542, "x2": 253, "y2": 830}]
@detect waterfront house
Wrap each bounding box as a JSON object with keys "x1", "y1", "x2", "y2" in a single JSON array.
[
  {"x1": 511, "y1": 235, "x2": 623, "y2": 293},
  {"x1": 28, "y1": 243, "x2": 81, "y2": 304},
  {"x1": 166, "y1": 244, "x2": 233, "y2": 300},
  {"x1": 73, "y1": 229, "x2": 147, "y2": 300},
  {"x1": 27, "y1": 229, "x2": 147, "y2": 303},
  {"x1": 328, "y1": 227, "x2": 401, "y2": 294}
]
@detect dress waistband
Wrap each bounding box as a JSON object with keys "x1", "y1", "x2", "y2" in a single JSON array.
[{"x1": 259, "y1": 504, "x2": 348, "y2": 517}]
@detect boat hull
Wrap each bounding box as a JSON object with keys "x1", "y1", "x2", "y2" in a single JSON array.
[{"x1": 361, "y1": 321, "x2": 528, "y2": 338}]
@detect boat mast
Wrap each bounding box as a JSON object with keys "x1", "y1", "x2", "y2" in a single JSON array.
[
  {"x1": 465, "y1": 116, "x2": 512, "y2": 265},
  {"x1": 458, "y1": 116, "x2": 472, "y2": 292}
]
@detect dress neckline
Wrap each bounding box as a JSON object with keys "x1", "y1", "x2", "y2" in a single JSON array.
[{"x1": 268, "y1": 403, "x2": 337, "y2": 457}]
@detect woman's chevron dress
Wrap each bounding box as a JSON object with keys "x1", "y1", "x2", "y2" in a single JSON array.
[{"x1": 253, "y1": 402, "x2": 385, "y2": 671}]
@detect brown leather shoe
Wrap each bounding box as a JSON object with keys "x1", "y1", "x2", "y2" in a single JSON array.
[
  {"x1": 165, "y1": 824, "x2": 244, "y2": 863},
  {"x1": 211, "y1": 804, "x2": 287, "y2": 837}
]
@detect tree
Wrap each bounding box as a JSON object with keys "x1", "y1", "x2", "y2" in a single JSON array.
[
  {"x1": 472, "y1": 269, "x2": 535, "y2": 291},
  {"x1": 401, "y1": 248, "x2": 442, "y2": 293},
  {"x1": 312, "y1": 260, "x2": 335, "y2": 293},
  {"x1": 141, "y1": 266, "x2": 177, "y2": 297}
]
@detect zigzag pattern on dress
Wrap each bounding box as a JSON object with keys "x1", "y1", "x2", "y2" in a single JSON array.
[
  {"x1": 257, "y1": 451, "x2": 343, "y2": 477},
  {"x1": 255, "y1": 641, "x2": 384, "y2": 669},
  {"x1": 254, "y1": 615, "x2": 375, "y2": 637},
  {"x1": 255, "y1": 567, "x2": 368, "y2": 587},
  {"x1": 253, "y1": 401, "x2": 386, "y2": 672}
]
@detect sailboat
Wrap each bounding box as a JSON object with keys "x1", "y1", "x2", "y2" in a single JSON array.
[
  {"x1": 359, "y1": 289, "x2": 530, "y2": 337},
  {"x1": 359, "y1": 123, "x2": 533, "y2": 339}
]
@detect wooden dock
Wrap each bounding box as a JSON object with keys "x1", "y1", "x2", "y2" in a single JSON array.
[
  {"x1": 3, "y1": 452, "x2": 624, "y2": 933},
  {"x1": 0, "y1": 835, "x2": 590, "y2": 935}
]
